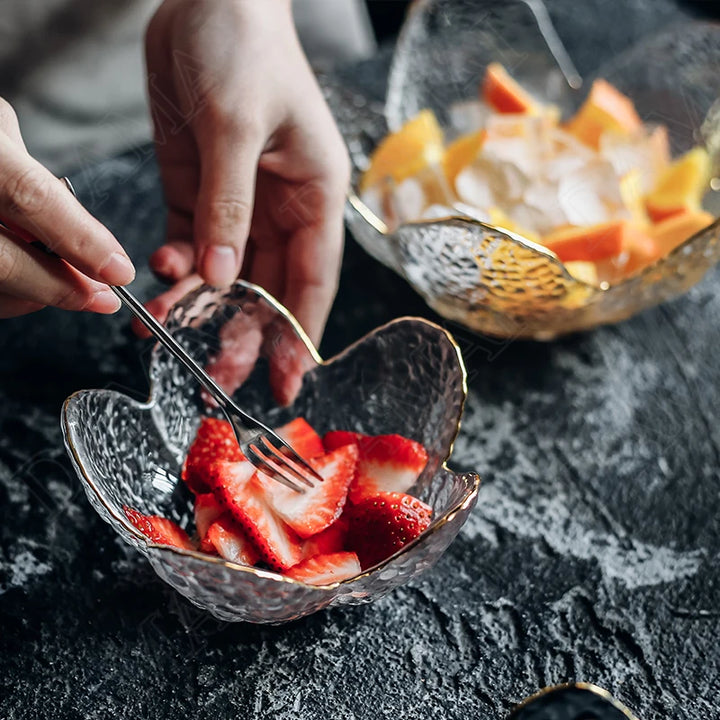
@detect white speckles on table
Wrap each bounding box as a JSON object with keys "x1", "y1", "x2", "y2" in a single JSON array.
[{"x1": 0, "y1": 542, "x2": 53, "y2": 595}]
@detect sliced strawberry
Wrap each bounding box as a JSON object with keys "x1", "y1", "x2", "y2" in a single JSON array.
[
  {"x1": 301, "y1": 515, "x2": 349, "y2": 559},
  {"x1": 208, "y1": 459, "x2": 303, "y2": 571},
  {"x1": 123, "y1": 506, "x2": 195, "y2": 551},
  {"x1": 349, "y1": 434, "x2": 428, "y2": 503},
  {"x1": 194, "y1": 493, "x2": 224, "y2": 538},
  {"x1": 257, "y1": 444, "x2": 359, "y2": 539},
  {"x1": 345, "y1": 492, "x2": 432, "y2": 569},
  {"x1": 200, "y1": 516, "x2": 260, "y2": 566},
  {"x1": 275, "y1": 417, "x2": 324, "y2": 460},
  {"x1": 199, "y1": 535, "x2": 219, "y2": 556},
  {"x1": 285, "y1": 551, "x2": 361, "y2": 585},
  {"x1": 322, "y1": 430, "x2": 364, "y2": 453},
  {"x1": 182, "y1": 417, "x2": 244, "y2": 494}
]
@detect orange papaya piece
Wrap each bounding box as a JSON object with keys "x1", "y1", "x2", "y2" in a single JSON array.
[
  {"x1": 622, "y1": 225, "x2": 662, "y2": 275},
  {"x1": 361, "y1": 110, "x2": 444, "y2": 192},
  {"x1": 443, "y1": 130, "x2": 486, "y2": 189},
  {"x1": 565, "y1": 79, "x2": 642, "y2": 149},
  {"x1": 481, "y1": 63, "x2": 539, "y2": 115},
  {"x1": 541, "y1": 220, "x2": 627, "y2": 262},
  {"x1": 645, "y1": 147, "x2": 710, "y2": 223},
  {"x1": 650, "y1": 209, "x2": 715, "y2": 255}
]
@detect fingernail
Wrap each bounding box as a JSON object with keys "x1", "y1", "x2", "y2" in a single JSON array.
[
  {"x1": 202, "y1": 245, "x2": 238, "y2": 287},
  {"x1": 91, "y1": 289, "x2": 122, "y2": 314},
  {"x1": 100, "y1": 252, "x2": 136, "y2": 285}
]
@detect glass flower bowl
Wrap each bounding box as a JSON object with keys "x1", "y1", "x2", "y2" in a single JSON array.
[
  {"x1": 330, "y1": 0, "x2": 720, "y2": 339},
  {"x1": 508, "y1": 683, "x2": 639, "y2": 720},
  {"x1": 61, "y1": 282, "x2": 479, "y2": 624}
]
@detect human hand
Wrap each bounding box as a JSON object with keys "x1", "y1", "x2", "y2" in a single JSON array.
[
  {"x1": 0, "y1": 99, "x2": 135, "y2": 319},
  {"x1": 203, "y1": 302, "x2": 317, "y2": 409},
  {"x1": 143, "y1": 0, "x2": 350, "y2": 348}
]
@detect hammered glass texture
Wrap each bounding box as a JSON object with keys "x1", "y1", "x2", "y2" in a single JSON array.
[
  {"x1": 62, "y1": 282, "x2": 479, "y2": 624},
  {"x1": 386, "y1": 0, "x2": 582, "y2": 130},
  {"x1": 327, "y1": 3, "x2": 720, "y2": 339},
  {"x1": 508, "y1": 684, "x2": 638, "y2": 720}
]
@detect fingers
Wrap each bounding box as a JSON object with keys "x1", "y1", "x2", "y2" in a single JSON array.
[
  {"x1": 148, "y1": 115, "x2": 198, "y2": 284},
  {"x1": 192, "y1": 118, "x2": 264, "y2": 287},
  {"x1": 263, "y1": 318, "x2": 316, "y2": 407},
  {"x1": 154, "y1": 158, "x2": 198, "y2": 257},
  {"x1": 256, "y1": 88, "x2": 349, "y2": 345},
  {"x1": 131, "y1": 273, "x2": 204, "y2": 338},
  {"x1": 0, "y1": 230, "x2": 121, "y2": 313},
  {"x1": 0, "y1": 293, "x2": 44, "y2": 319},
  {"x1": 204, "y1": 310, "x2": 265, "y2": 403},
  {"x1": 247, "y1": 239, "x2": 285, "y2": 301},
  {"x1": 282, "y1": 208, "x2": 345, "y2": 347},
  {"x1": 0, "y1": 98, "x2": 25, "y2": 148},
  {"x1": 245, "y1": 236, "x2": 315, "y2": 406},
  {"x1": 0, "y1": 133, "x2": 135, "y2": 286},
  {"x1": 149, "y1": 238, "x2": 195, "y2": 283},
  {"x1": 164, "y1": 204, "x2": 195, "y2": 252},
  {"x1": 0, "y1": 97, "x2": 128, "y2": 318}
]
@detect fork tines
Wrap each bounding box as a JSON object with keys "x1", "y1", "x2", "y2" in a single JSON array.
[{"x1": 245, "y1": 436, "x2": 318, "y2": 493}]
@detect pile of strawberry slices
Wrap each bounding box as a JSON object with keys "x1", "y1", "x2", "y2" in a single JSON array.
[{"x1": 123, "y1": 417, "x2": 433, "y2": 585}]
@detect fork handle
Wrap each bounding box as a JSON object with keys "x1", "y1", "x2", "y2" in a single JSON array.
[
  {"x1": 54, "y1": 179, "x2": 260, "y2": 432},
  {"x1": 109, "y1": 284, "x2": 253, "y2": 424}
]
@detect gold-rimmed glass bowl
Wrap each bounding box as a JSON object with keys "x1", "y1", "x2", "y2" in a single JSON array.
[
  {"x1": 507, "y1": 682, "x2": 639, "y2": 720},
  {"x1": 330, "y1": 0, "x2": 720, "y2": 339},
  {"x1": 61, "y1": 281, "x2": 479, "y2": 624}
]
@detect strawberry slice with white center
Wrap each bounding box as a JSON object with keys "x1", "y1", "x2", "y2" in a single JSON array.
[
  {"x1": 123, "y1": 506, "x2": 195, "y2": 551},
  {"x1": 322, "y1": 430, "x2": 364, "y2": 453},
  {"x1": 301, "y1": 514, "x2": 349, "y2": 559},
  {"x1": 208, "y1": 459, "x2": 303, "y2": 571},
  {"x1": 194, "y1": 493, "x2": 224, "y2": 538},
  {"x1": 257, "y1": 444, "x2": 359, "y2": 539},
  {"x1": 199, "y1": 515, "x2": 260, "y2": 566},
  {"x1": 285, "y1": 551, "x2": 361, "y2": 585},
  {"x1": 182, "y1": 417, "x2": 244, "y2": 494},
  {"x1": 275, "y1": 417, "x2": 324, "y2": 460},
  {"x1": 348, "y1": 434, "x2": 428, "y2": 504}
]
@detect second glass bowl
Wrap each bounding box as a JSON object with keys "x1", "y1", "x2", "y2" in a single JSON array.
[{"x1": 330, "y1": 0, "x2": 720, "y2": 339}]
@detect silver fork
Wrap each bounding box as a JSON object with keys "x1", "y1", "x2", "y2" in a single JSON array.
[
  {"x1": 111, "y1": 285, "x2": 318, "y2": 493},
  {"x1": 5, "y1": 177, "x2": 319, "y2": 493}
]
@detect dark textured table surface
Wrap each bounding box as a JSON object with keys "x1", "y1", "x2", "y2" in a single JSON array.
[{"x1": 3, "y1": 2, "x2": 720, "y2": 719}]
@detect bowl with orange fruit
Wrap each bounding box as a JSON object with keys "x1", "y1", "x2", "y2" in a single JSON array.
[{"x1": 332, "y1": 0, "x2": 720, "y2": 339}]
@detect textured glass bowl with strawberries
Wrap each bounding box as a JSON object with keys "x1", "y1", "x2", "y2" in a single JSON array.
[
  {"x1": 329, "y1": 0, "x2": 720, "y2": 338},
  {"x1": 62, "y1": 282, "x2": 480, "y2": 623}
]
